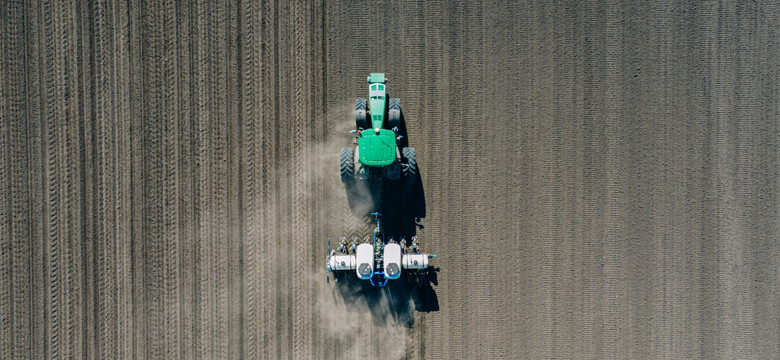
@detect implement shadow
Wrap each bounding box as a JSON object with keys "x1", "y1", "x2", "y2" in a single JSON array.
[{"x1": 333, "y1": 266, "x2": 440, "y2": 328}]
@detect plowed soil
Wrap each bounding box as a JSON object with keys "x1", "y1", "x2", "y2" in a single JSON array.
[{"x1": 2, "y1": 1, "x2": 778, "y2": 359}]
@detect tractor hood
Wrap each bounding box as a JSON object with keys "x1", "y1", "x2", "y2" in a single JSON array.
[{"x1": 359, "y1": 129, "x2": 396, "y2": 167}]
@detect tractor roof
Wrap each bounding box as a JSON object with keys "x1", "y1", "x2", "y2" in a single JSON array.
[{"x1": 368, "y1": 73, "x2": 386, "y2": 83}]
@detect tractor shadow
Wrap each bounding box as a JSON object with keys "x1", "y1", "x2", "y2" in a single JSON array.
[
  {"x1": 334, "y1": 108, "x2": 439, "y2": 327},
  {"x1": 381, "y1": 107, "x2": 426, "y2": 238}
]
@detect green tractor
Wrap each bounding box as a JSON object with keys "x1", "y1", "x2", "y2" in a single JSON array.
[{"x1": 340, "y1": 73, "x2": 416, "y2": 215}]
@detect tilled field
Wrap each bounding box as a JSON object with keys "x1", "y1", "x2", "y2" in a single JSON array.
[{"x1": 2, "y1": 1, "x2": 778, "y2": 359}]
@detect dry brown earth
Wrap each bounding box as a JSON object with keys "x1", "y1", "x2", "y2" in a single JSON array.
[{"x1": 1, "y1": 1, "x2": 778, "y2": 359}]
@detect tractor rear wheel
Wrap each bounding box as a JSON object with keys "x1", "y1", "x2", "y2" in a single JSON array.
[
  {"x1": 388, "y1": 98, "x2": 401, "y2": 129},
  {"x1": 340, "y1": 147, "x2": 354, "y2": 183},
  {"x1": 355, "y1": 98, "x2": 368, "y2": 129},
  {"x1": 402, "y1": 147, "x2": 416, "y2": 182}
]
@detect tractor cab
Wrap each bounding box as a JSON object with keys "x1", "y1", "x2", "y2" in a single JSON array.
[{"x1": 367, "y1": 74, "x2": 387, "y2": 130}]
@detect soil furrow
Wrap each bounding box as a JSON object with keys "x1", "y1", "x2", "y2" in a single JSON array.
[
  {"x1": 0, "y1": 23, "x2": 10, "y2": 356},
  {"x1": 260, "y1": 1, "x2": 280, "y2": 358},
  {"x1": 3, "y1": 2, "x2": 32, "y2": 359},
  {"x1": 238, "y1": 1, "x2": 262, "y2": 358},
  {"x1": 162, "y1": 1, "x2": 182, "y2": 356},
  {"x1": 225, "y1": 1, "x2": 242, "y2": 358},
  {"x1": 174, "y1": 1, "x2": 194, "y2": 358},
  {"x1": 41, "y1": 2, "x2": 67, "y2": 356},
  {"x1": 192, "y1": 2, "x2": 211, "y2": 355},
  {"x1": 290, "y1": 2, "x2": 313, "y2": 359}
]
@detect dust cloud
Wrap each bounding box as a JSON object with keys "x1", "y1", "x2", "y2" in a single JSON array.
[
  {"x1": 310, "y1": 103, "x2": 411, "y2": 360},
  {"x1": 250, "y1": 101, "x2": 412, "y2": 359},
  {"x1": 315, "y1": 277, "x2": 410, "y2": 360}
]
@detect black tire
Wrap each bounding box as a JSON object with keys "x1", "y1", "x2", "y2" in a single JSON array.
[
  {"x1": 388, "y1": 98, "x2": 401, "y2": 129},
  {"x1": 340, "y1": 147, "x2": 354, "y2": 183},
  {"x1": 402, "y1": 147, "x2": 416, "y2": 182},
  {"x1": 355, "y1": 98, "x2": 368, "y2": 129}
]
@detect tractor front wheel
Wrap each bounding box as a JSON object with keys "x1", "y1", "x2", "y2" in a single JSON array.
[
  {"x1": 355, "y1": 98, "x2": 368, "y2": 129},
  {"x1": 388, "y1": 98, "x2": 401, "y2": 129}
]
